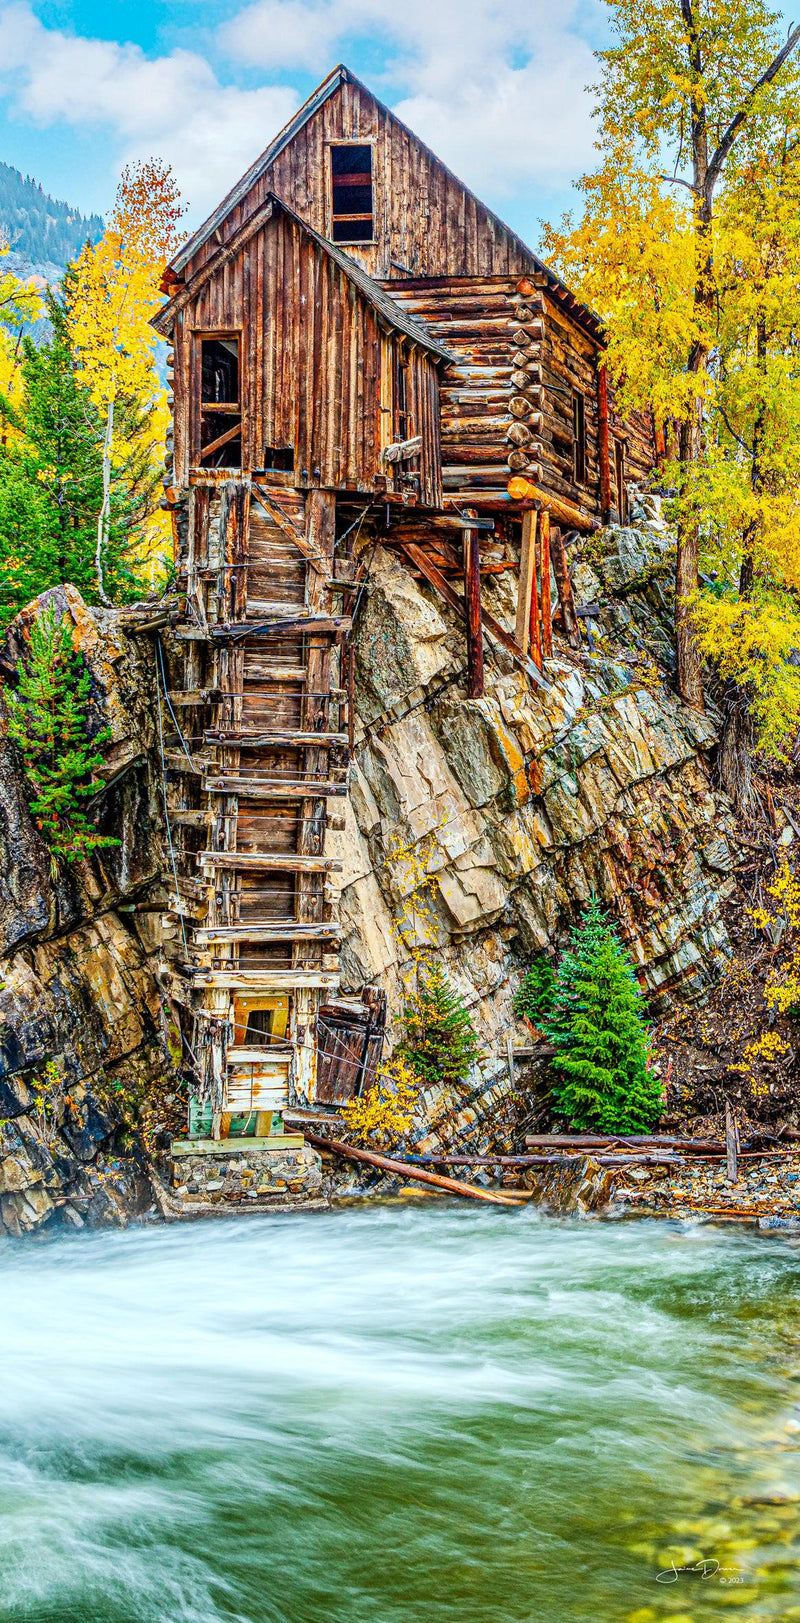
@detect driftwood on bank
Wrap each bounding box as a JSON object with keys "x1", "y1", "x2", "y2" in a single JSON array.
[
  {"x1": 303, "y1": 1131, "x2": 520, "y2": 1206},
  {"x1": 525, "y1": 1133, "x2": 729, "y2": 1153}
]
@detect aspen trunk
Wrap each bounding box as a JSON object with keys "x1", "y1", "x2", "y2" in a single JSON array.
[{"x1": 95, "y1": 396, "x2": 114, "y2": 607}]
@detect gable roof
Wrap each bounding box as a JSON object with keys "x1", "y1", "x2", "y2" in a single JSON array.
[
  {"x1": 167, "y1": 64, "x2": 603, "y2": 342},
  {"x1": 153, "y1": 191, "x2": 454, "y2": 363}
]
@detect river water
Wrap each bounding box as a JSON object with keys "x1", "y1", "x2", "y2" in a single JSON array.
[{"x1": 1, "y1": 1205, "x2": 799, "y2": 1623}]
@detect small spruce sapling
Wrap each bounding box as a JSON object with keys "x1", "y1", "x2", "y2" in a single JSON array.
[
  {"x1": 545, "y1": 899, "x2": 661, "y2": 1132},
  {"x1": 398, "y1": 961, "x2": 482, "y2": 1089},
  {"x1": 7, "y1": 606, "x2": 118, "y2": 864},
  {"x1": 513, "y1": 955, "x2": 556, "y2": 1029}
]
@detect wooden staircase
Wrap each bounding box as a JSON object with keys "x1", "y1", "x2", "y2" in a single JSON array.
[{"x1": 164, "y1": 481, "x2": 348, "y2": 1138}]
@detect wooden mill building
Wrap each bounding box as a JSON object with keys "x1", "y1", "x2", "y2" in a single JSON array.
[{"x1": 153, "y1": 64, "x2": 655, "y2": 1143}]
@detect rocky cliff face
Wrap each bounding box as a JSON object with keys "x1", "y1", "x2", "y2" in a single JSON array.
[
  {"x1": 332, "y1": 510, "x2": 739, "y2": 1151},
  {"x1": 0, "y1": 517, "x2": 743, "y2": 1231},
  {"x1": 0, "y1": 586, "x2": 171, "y2": 1238}
]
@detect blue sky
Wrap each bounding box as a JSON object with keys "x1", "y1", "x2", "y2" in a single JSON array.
[
  {"x1": 0, "y1": 0, "x2": 612, "y2": 251},
  {"x1": 0, "y1": 1, "x2": 795, "y2": 255}
]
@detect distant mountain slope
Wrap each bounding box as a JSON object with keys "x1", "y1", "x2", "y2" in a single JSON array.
[{"x1": 0, "y1": 162, "x2": 103, "y2": 280}]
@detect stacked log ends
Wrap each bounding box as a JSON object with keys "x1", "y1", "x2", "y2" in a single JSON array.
[{"x1": 506, "y1": 286, "x2": 545, "y2": 475}]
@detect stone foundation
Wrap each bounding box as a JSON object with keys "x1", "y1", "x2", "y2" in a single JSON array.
[{"x1": 170, "y1": 1138, "x2": 324, "y2": 1209}]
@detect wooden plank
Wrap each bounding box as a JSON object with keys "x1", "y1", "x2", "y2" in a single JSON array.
[
  {"x1": 194, "y1": 923, "x2": 340, "y2": 943},
  {"x1": 208, "y1": 615, "x2": 351, "y2": 640},
  {"x1": 196, "y1": 852, "x2": 341, "y2": 872},
  {"x1": 463, "y1": 525, "x2": 484, "y2": 698},
  {"x1": 250, "y1": 483, "x2": 321, "y2": 560},
  {"x1": 199, "y1": 419, "x2": 241, "y2": 462},
  {"x1": 726, "y1": 1097, "x2": 739, "y2": 1184},
  {"x1": 597, "y1": 361, "x2": 612, "y2": 522},
  {"x1": 203, "y1": 775, "x2": 347, "y2": 798},
  {"x1": 190, "y1": 970, "x2": 340, "y2": 989},
  {"x1": 539, "y1": 509, "x2": 553, "y2": 659},
  {"x1": 172, "y1": 1136, "x2": 303, "y2": 1156},
  {"x1": 549, "y1": 524, "x2": 581, "y2": 649},
  {"x1": 515, "y1": 509, "x2": 536, "y2": 657},
  {"x1": 203, "y1": 728, "x2": 348, "y2": 748}
]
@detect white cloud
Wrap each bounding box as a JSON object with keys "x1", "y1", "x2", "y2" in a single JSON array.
[
  {"x1": 0, "y1": 2, "x2": 299, "y2": 218},
  {"x1": 221, "y1": 0, "x2": 600, "y2": 196},
  {"x1": 0, "y1": 0, "x2": 603, "y2": 231}
]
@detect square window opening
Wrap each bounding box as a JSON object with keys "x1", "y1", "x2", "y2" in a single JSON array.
[
  {"x1": 331, "y1": 143, "x2": 373, "y2": 244},
  {"x1": 198, "y1": 335, "x2": 242, "y2": 469}
]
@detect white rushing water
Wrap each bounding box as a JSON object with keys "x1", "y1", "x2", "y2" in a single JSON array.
[{"x1": 1, "y1": 1203, "x2": 799, "y2": 1623}]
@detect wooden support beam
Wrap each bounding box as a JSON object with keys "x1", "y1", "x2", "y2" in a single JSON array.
[
  {"x1": 207, "y1": 614, "x2": 351, "y2": 641},
  {"x1": 549, "y1": 524, "x2": 581, "y2": 650},
  {"x1": 463, "y1": 526, "x2": 484, "y2": 698},
  {"x1": 515, "y1": 510, "x2": 537, "y2": 659},
  {"x1": 726, "y1": 1096, "x2": 739, "y2": 1184},
  {"x1": 204, "y1": 728, "x2": 348, "y2": 749},
  {"x1": 597, "y1": 362, "x2": 612, "y2": 524},
  {"x1": 539, "y1": 510, "x2": 553, "y2": 659},
  {"x1": 197, "y1": 852, "x2": 341, "y2": 872},
  {"x1": 507, "y1": 475, "x2": 600, "y2": 533},
  {"x1": 189, "y1": 970, "x2": 340, "y2": 990},
  {"x1": 198, "y1": 419, "x2": 241, "y2": 462},
  {"x1": 167, "y1": 809, "x2": 211, "y2": 828},
  {"x1": 250, "y1": 484, "x2": 319, "y2": 560},
  {"x1": 203, "y1": 775, "x2": 347, "y2": 798},
  {"x1": 194, "y1": 923, "x2": 341, "y2": 944},
  {"x1": 398, "y1": 541, "x2": 549, "y2": 690}
]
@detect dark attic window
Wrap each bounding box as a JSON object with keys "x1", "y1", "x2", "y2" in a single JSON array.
[
  {"x1": 572, "y1": 388, "x2": 586, "y2": 485},
  {"x1": 198, "y1": 335, "x2": 241, "y2": 469},
  {"x1": 330, "y1": 143, "x2": 374, "y2": 243}
]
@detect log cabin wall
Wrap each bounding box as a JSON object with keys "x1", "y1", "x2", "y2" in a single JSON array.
[
  {"x1": 536, "y1": 289, "x2": 602, "y2": 521},
  {"x1": 382, "y1": 276, "x2": 624, "y2": 515},
  {"x1": 169, "y1": 203, "x2": 443, "y2": 506}
]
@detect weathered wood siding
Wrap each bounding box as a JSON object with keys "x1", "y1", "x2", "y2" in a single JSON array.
[
  {"x1": 185, "y1": 77, "x2": 533, "y2": 283},
  {"x1": 171, "y1": 207, "x2": 442, "y2": 504}
]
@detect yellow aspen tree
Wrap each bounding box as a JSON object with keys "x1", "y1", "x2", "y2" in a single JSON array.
[
  {"x1": 690, "y1": 91, "x2": 800, "y2": 796},
  {"x1": 66, "y1": 160, "x2": 185, "y2": 603},
  {"x1": 544, "y1": 0, "x2": 800, "y2": 710},
  {"x1": 0, "y1": 245, "x2": 42, "y2": 448}
]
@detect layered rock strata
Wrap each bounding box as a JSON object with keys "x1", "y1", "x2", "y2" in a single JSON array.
[
  {"x1": 333, "y1": 512, "x2": 738, "y2": 1153},
  {"x1": 0, "y1": 586, "x2": 171, "y2": 1237}
]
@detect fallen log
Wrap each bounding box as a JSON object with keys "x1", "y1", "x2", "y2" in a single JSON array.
[
  {"x1": 303, "y1": 1132, "x2": 520, "y2": 1206},
  {"x1": 403, "y1": 1153, "x2": 679, "y2": 1167},
  {"x1": 524, "y1": 1133, "x2": 727, "y2": 1153}
]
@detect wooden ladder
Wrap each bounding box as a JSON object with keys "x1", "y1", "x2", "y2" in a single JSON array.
[{"x1": 165, "y1": 481, "x2": 347, "y2": 1137}]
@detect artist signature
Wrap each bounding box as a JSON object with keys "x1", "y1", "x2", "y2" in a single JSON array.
[{"x1": 656, "y1": 1558, "x2": 744, "y2": 1584}]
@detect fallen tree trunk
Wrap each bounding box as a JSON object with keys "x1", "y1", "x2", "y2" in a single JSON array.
[
  {"x1": 303, "y1": 1132, "x2": 521, "y2": 1206},
  {"x1": 404, "y1": 1153, "x2": 679, "y2": 1167},
  {"x1": 525, "y1": 1133, "x2": 727, "y2": 1153}
]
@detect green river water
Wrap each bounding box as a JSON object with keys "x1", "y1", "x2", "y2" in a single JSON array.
[{"x1": 1, "y1": 1204, "x2": 799, "y2": 1623}]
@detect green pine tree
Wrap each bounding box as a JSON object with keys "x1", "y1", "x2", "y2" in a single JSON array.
[
  {"x1": 0, "y1": 289, "x2": 158, "y2": 625},
  {"x1": 398, "y1": 961, "x2": 482, "y2": 1089},
  {"x1": 7, "y1": 605, "x2": 119, "y2": 864},
  {"x1": 513, "y1": 955, "x2": 556, "y2": 1027},
  {"x1": 545, "y1": 900, "x2": 661, "y2": 1133}
]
